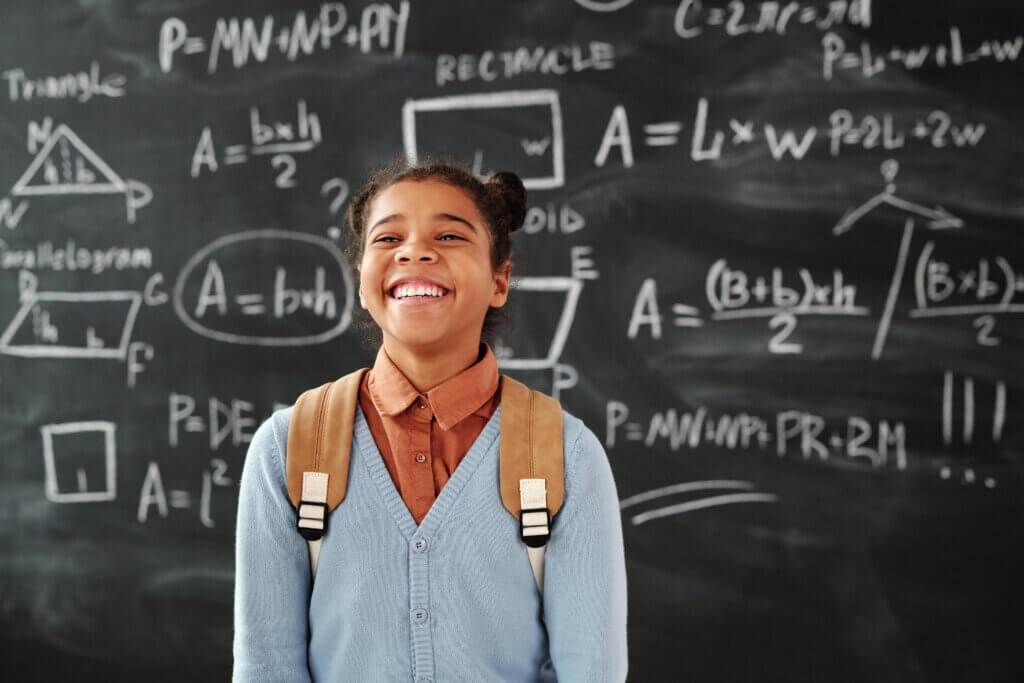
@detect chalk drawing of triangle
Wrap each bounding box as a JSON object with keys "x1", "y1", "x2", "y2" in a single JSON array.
[{"x1": 12, "y1": 125, "x2": 126, "y2": 197}]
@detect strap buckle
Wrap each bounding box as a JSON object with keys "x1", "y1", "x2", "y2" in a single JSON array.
[
  {"x1": 297, "y1": 471, "x2": 329, "y2": 541},
  {"x1": 520, "y1": 507, "x2": 550, "y2": 548},
  {"x1": 297, "y1": 500, "x2": 328, "y2": 541}
]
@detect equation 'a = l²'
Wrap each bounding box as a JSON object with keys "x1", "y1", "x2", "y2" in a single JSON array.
[
  {"x1": 644, "y1": 121, "x2": 682, "y2": 147},
  {"x1": 673, "y1": 303, "x2": 704, "y2": 327}
]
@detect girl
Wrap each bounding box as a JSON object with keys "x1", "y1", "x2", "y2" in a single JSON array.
[{"x1": 233, "y1": 160, "x2": 628, "y2": 681}]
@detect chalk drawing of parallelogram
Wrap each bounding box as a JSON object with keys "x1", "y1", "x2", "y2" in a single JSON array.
[
  {"x1": 0, "y1": 290, "x2": 142, "y2": 359},
  {"x1": 41, "y1": 421, "x2": 117, "y2": 503},
  {"x1": 11, "y1": 124, "x2": 152, "y2": 223},
  {"x1": 498, "y1": 276, "x2": 582, "y2": 370},
  {"x1": 402, "y1": 89, "x2": 565, "y2": 190}
]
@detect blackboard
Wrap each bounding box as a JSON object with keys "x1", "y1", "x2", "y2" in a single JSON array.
[{"x1": 1, "y1": 1, "x2": 1022, "y2": 681}]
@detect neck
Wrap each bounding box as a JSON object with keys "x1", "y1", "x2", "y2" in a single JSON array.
[{"x1": 381, "y1": 335, "x2": 483, "y2": 392}]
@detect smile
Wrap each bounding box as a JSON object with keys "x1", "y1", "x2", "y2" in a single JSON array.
[{"x1": 388, "y1": 287, "x2": 451, "y2": 305}]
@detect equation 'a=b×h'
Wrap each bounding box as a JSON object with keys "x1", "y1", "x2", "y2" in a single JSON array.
[{"x1": 942, "y1": 370, "x2": 1007, "y2": 447}]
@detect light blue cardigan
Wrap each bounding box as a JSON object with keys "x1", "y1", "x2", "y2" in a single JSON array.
[{"x1": 233, "y1": 401, "x2": 628, "y2": 682}]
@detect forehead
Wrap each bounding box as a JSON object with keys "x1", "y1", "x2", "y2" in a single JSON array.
[{"x1": 368, "y1": 178, "x2": 482, "y2": 221}]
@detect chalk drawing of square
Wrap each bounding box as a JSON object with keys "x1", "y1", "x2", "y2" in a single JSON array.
[
  {"x1": 41, "y1": 421, "x2": 116, "y2": 503},
  {"x1": 402, "y1": 89, "x2": 564, "y2": 190},
  {"x1": 0, "y1": 290, "x2": 142, "y2": 359},
  {"x1": 497, "y1": 276, "x2": 582, "y2": 370}
]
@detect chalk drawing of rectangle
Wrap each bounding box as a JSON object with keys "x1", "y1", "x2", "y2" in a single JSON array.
[
  {"x1": 402, "y1": 89, "x2": 564, "y2": 190},
  {"x1": 41, "y1": 421, "x2": 116, "y2": 503},
  {"x1": 0, "y1": 290, "x2": 142, "y2": 359},
  {"x1": 499, "y1": 276, "x2": 582, "y2": 370}
]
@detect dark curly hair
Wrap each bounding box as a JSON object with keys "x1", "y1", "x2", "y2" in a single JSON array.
[{"x1": 342, "y1": 157, "x2": 527, "y2": 352}]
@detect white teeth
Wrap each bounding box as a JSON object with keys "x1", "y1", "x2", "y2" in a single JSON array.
[{"x1": 391, "y1": 284, "x2": 447, "y2": 299}]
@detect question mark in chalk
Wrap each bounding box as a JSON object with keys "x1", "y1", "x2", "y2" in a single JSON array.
[
  {"x1": 880, "y1": 159, "x2": 899, "y2": 194},
  {"x1": 321, "y1": 178, "x2": 350, "y2": 241}
]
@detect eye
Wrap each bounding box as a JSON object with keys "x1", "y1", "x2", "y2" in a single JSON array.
[{"x1": 371, "y1": 233, "x2": 465, "y2": 244}]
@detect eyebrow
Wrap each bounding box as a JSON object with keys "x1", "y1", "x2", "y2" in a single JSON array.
[{"x1": 368, "y1": 213, "x2": 478, "y2": 236}]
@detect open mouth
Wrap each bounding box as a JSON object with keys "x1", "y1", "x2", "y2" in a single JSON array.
[{"x1": 388, "y1": 284, "x2": 451, "y2": 301}]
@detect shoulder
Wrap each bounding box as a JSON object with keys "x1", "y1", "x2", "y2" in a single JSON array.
[
  {"x1": 551, "y1": 404, "x2": 620, "y2": 527},
  {"x1": 556, "y1": 405, "x2": 609, "y2": 487},
  {"x1": 244, "y1": 405, "x2": 295, "y2": 475},
  {"x1": 253, "y1": 404, "x2": 295, "y2": 445},
  {"x1": 556, "y1": 405, "x2": 589, "y2": 456}
]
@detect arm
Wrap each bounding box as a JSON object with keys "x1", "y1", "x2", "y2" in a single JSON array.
[
  {"x1": 543, "y1": 424, "x2": 629, "y2": 682},
  {"x1": 233, "y1": 412, "x2": 314, "y2": 683}
]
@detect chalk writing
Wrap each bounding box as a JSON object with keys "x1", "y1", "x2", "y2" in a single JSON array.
[
  {"x1": 172, "y1": 230, "x2": 353, "y2": 346},
  {"x1": 191, "y1": 99, "x2": 322, "y2": 187},
  {"x1": 436, "y1": 42, "x2": 615, "y2": 86},
  {"x1": 596, "y1": 100, "x2": 987, "y2": 168},
  {"x1": 674, "y1": 0, "x2": 871, "y2": 40},
  {"x1": 404, "y1": 89, "x2": 565, "y2": 189},
  {"x1": 158, "y1": 2, "x2": 410, "y2": 75},
  {"x1": 2, "y1": 61, "x2": 125, "y2": 102},
  {"x1": 823, "y1": 27, "x2": 1024, "y2": 80},
  {"x1": 606, "y1": 399, "x2": 908, "y2": 469}
]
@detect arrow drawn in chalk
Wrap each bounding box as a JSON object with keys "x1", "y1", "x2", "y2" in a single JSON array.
[{"x1": 832, "y1": 159, "x2": 963, "y2": 235}]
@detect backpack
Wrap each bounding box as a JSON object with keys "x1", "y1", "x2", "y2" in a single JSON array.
[{"x1": 285, "y1": 368, "x2": 565, "y2": 595}]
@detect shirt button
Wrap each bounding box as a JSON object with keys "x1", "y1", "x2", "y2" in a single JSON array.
[
  {"x1": 411, "y1": 607, "x2": 429, "y2": 625},
  {"x1": 415, "y1": 452, "x2": 426, "y2": 463},
  {"x1": 412, "y1": 537, "x2": 428, "y2": 553},
  {"x1": 417, "y1": 398, "x2": 427, "y2": 409}
]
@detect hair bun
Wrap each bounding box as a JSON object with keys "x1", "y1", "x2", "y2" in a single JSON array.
[{"x1": 486, "y1": 171, "x2": 527, "y2": 233}]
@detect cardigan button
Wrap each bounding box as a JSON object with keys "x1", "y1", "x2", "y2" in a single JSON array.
[
  {"x1": 412, "y1": 537, "x2": 428, "y2": 553},
  {"x1": 411, "y1": 607, "x2": 429, "y2": 625}
]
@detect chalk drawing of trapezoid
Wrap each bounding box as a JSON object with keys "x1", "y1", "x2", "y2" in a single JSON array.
[
  {"x1": 11, "y1": 124, "x2": 152, "y2": 223},
  {"x1": 402, "y1": 89, "x2": 565, "y2": 190},
  {"x1": 0, "y1": 289, "x2": 143, "y2": 359},
  {"x1": 41, "y1": 420, "x2": 117, "y2": 503},
  {"x1": 497, "y1": 276, "x2": 582, "y2": 371}
]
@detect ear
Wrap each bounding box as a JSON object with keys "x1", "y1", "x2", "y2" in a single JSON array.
[
  {"x1": 489, "y1": 259, "x2": 511, "y2": 308},
  {"x1": 356, "y1": 264, "x2": 366, "y2": 308}
]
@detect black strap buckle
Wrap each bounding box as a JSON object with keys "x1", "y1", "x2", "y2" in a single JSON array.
[
  {"x1": 296, "y1": 500, "x2": 329, "y2": 541},
  {"x1": 520, "y1": 507, "x2": 550, "y2": 548}
]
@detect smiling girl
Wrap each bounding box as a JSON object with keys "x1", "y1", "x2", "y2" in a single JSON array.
[{"x1": 233, "y1": 161, "x2": 628, "y2": 682}]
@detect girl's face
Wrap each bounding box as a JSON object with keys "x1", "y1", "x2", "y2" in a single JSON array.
[{"x1": 357, "y1": 179, "x2": 510, "y2": 354}]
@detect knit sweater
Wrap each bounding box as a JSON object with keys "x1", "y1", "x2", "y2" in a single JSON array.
[{"x1": 233, "y1": 399, "x2": 629, "y2": 682}]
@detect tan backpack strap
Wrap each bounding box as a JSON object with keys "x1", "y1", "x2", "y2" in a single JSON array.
[
  {"x1": 499, "y1": 374, "x2": 564, "y2": 594},
  {"x1": 286, "y1": 368, "x2": 369, "y2": 513},
  {"x1": 498, "y1": 374, "x2": 565, "y2": 520}
]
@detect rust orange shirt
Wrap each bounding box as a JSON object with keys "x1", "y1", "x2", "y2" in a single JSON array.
[{"x1": 358, "y1": 342, "x2": 500, "y2": 525}]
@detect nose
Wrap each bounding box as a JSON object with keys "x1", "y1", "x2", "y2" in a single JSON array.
[{"x1": 395, "y1": 232, "x2": 437, "y2": 263}]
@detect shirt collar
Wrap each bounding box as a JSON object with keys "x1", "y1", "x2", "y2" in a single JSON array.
[{"x1": 366, "y1": 342, "x2": 500, "y2": 431}]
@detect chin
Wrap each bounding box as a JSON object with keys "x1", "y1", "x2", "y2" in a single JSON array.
[{"x1": 389, "y1": 330, "x2": 448, "y2": 347}]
